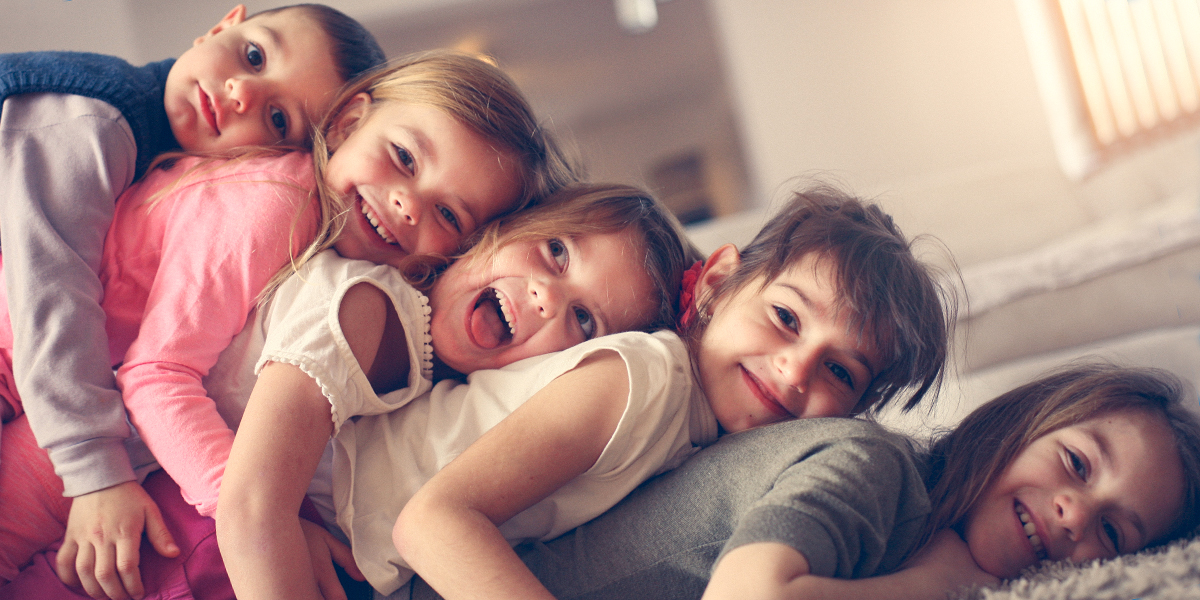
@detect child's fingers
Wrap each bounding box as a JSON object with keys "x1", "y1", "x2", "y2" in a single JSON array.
[
  {"x1": 90, "y1": 541, "x2": 133, "y2": 600},
  {"x1": 54, "y1": 539, "x2": 82, "y2": 588},
  {"x1": 325, "y1": 535, "x2": 365, "y2": 581},
  {"x1": 115, "y1": 535, "x2": 145, "y2": 600},
  {"x1": 142, "y1": 503, "x2": 180, "y2": 559},
  {"x1": 301, "y1": 521, "x2": 348, "y2": 600},
  {"x1": 71, "y1": 543, "x2": 105, "y2": 599},
  {"x1": 315, "y1": 563, "x2": 349, "y2": 600}
]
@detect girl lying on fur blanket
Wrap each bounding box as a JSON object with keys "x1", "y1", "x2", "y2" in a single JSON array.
[{"x1": 405, "y1": 362, "x2": 1200, "y2": 600}]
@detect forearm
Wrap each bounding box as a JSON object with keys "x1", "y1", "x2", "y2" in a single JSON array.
[
  {"x1": 743, "y1": 566, "x2": 974, "y2": 600},
  {"x1": 703, "y1": 537, "x2": 993, "y2": 600},
  {"x1": 120, "y1": 364, "x2": 235, "y2": 515},
  {"x1": 0, "y1": 94, "x2": 138, "y2": 495},
  {"x1": 217, "y1": 500, "x2": 322, "y2": 600},
  {"x1": 217, "y1": 362, "x2": 334, "y2": 600},
  {"x1": 395, "y1": 496, "x2": 556, "y2": 600},
  {"x1": 395, "y1": 353, "x2": 630, "y2": 600}
]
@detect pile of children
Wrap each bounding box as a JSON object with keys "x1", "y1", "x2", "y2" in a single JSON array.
[{"x1": 1, "y1": 5, "x2": 1197, "y2": 600}]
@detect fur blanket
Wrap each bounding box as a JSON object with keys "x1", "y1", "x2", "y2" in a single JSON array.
[{"x1": 956, "y1": 535, "x2": 1200, "y2": 600}]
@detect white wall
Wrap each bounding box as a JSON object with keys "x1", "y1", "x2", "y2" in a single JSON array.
[
  {"x1": 0, "y1": 0, "x2": 378, "y2": 63},
  {"x1": 1, "y1": 0, "x2": 138, "y2": 58},
  {"x1": 8, "y1": 0, "x2": 1198, "y2": 269},
  {"x1": 706, "y1": 0, "x2": 1200, "y2": 267}
]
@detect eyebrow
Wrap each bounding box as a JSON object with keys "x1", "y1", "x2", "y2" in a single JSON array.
[
  {"x1": 1087, "y1": 427, "x2": 1147, "y2": 547},
  {"x1": 255, "y1": 24, "x2": 285, "y2": 53},
  {"x1": 777, "y1": 282, "x2": 876, "y2": 377}
]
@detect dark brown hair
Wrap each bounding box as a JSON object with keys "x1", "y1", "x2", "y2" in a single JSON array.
[
  {"x1": 683, "y1": 184, "x2": 953, "y2": 414},
  {"x1": 249, "y1": 4, "x2": 386, "y2": 86}
]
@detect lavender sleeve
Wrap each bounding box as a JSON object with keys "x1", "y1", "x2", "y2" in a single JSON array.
[{"x1": 0, "y1": 93, "x2": 144, "y2": 496}]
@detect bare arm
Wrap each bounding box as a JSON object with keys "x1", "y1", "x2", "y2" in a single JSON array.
[
  {"x1": 704, "y1": 531, "x2": 998, "y2": 600},
  {"x1": 218, "y1": 283, "x2": 391, "y2": 600},
  {"x1": 394, "y1": 351, "x2": 629, "y2": 600},
  {"x1": 216, "y1": 361, "x2": 333, "y2": 600}
]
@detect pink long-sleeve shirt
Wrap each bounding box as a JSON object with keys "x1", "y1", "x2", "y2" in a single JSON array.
[{"x1": 101, "y1": 151, "x2": 318, "y2": 516}]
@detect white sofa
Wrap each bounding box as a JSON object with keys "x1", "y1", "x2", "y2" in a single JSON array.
[{"x1": 686, "y1": 189, "x2": 1200, "y2": 600}]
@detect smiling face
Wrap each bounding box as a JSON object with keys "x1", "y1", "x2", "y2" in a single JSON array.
[
  {"x1": 428, "y1": 228, "x2": 657, "y2": 374},
  {"x1": 694, "y1": 246, "x2": 880, "y2": 433},
  {"x1": 963, "y1": 409, "x2": 1185, "y2": 579},
  {"x1": 164, "y1": 5, "x2": 344, "y2": 151},
  {"x1": 328, "y1": 96, "x2": 523, "y2": 266}
]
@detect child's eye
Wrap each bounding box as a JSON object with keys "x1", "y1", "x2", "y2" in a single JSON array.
[
  {"x1": 1067, "y1": 449, "x2": 1087, "y2": 479},
  {"x1": 438, "y1": 206, "x2": 460, "y2": 232},
  {"x1": 393, "y1": 145, "x2": 415, "y2": 171},
  {"x1": 1101, "y1": 518, "x2": 1120, "y2": 554},
  {"x1": 270, "y1": 107, "x2": 288, "y2": 138},
  {"x1": 548, "y1": 239, "x2": 568, "y2": 269},
  {"x1": 826, "y1": 361, "x2": 854, "y2": 388},
  {"x1": 774, "y1": 305, "x2": 797, "y2": 332},
  {"x1": 574, "y1": 307, "x2": 595, "y2": 339},
  {"x1": 245, "y1": 43, "x2": 264, "y2": 69}
]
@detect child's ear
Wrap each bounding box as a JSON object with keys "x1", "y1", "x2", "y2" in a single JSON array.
[
  {"x1": 325, "y1": 93, "x2": 373, "y2": 151},
  {"x1": 694, "y1": 244, "x2": 740, "y2": 308},
  {"x1": 195, "y1": 5, "x2": 247, "y2": 46}
]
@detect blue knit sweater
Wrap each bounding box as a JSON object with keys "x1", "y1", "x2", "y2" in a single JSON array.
[{"x1": 0, "y1": 51, "x2": 178, "y2": 179}]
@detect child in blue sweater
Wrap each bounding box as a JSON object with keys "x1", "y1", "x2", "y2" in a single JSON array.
[{"x1": 0, "y1": 5, "x2": 383, "y2": 598}]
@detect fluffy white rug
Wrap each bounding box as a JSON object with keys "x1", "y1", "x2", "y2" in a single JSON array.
[{"x1": 956, "y1": 535, "x2": 1200, "y2": 600}]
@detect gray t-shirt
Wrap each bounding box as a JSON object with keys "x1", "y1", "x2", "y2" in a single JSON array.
[{"x1": 404, "y1": 417, "x2": 930, "y2": 600}]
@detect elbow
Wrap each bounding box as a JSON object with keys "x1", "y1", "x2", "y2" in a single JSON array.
[
  {"x1": 392, "y1": 501, "x2": 418, "y2": 563},
  {"x1": 392, "y1": 492, "x2": 435, "y2": 565}
]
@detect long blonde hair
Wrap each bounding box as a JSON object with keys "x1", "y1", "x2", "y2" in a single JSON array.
[{"x1": 263, "y1": 50, "x2": 581, "y2": 301}]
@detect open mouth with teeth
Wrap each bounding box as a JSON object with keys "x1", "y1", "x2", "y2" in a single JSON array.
[
  {"x1": 469, "y1": 288, "x2": 516, "y2": 349},
  {"x1": 361, "y1": 199, "x2": 398, "y2": 246},
  {"x1": 1015, "y1": 501, "x2": 1047, "y2": 561}
]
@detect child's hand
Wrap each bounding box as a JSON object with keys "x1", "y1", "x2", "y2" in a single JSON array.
[
  {"x1": 300, "y1": 518, "x2": 365, "y2": 600},
  {"x1": 56, "y1": 481, "x2": 179, "y2": 600},
  {"x1": 902, "y1": 529, "x2": 1000, "y2": 593}
]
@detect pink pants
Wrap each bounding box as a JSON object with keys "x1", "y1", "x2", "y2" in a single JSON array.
[
  {"x1": 0, "y1": 414, "x2": 70, "y2": 584},
  {"x1": 0, "y1": 470, "x2": 234, "y2": 600},
  {"x1": 0, "y1": 253, "x2": 24, "y2": 421}
]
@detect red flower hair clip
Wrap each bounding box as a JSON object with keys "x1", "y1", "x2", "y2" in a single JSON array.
[{"x1": 677, "y1": 260, "x2": 704, "y2": 329}]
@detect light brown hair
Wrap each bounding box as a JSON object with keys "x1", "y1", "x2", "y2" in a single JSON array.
[
  {"x1": 921, "y1": 362, "x2": 1200, "y2": 555},
  {"x1": 446, "y1": 182, "x2": 701, "y2": 333}
]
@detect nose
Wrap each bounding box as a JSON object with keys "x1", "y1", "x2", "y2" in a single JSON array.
[
  {"x1": 527, "y1": 277, "x2": 562, "y2": 321},
  {"x1": 1054, "y1": 491, "x2": 1094, "y2": 543},
  {"x1": 775, "y1": 343, "x2": 820, "y2": 393},
  {"x1": 225, "y1": 77, "x2": 261, "y2": 114},
  {"x1": 391, "y1": 191, "x2": 425, "y2": 226}
]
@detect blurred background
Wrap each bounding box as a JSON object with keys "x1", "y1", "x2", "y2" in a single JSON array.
[
  {"x1": 6, "y1": 0, "x2": 1200, "y2": 406},
  {"x1": 10, "y1": 0, "x2": 1200, "y2": 263}
]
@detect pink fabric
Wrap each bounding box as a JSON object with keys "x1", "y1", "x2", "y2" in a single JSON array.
[
  {"x1": 0, "y1": 256, "x2": 22, "y2": 421},
  {"x1": 0, "y1": 471, "x2": 232, "y2": 600},
  {"x1": 0, "y1": 414, "x2": 69, "y2": 584},
  {"x1": 0, "y1": 471, "x2": 330, "y2": 600},
  {"x1": 99, "y1": 152, "x2": 318, "y2": 517}
]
